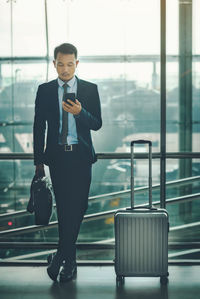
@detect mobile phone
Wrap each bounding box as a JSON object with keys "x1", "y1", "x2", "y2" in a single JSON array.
[{"x1": 63, "y1": 93, "x2": 76, "y2": 105}]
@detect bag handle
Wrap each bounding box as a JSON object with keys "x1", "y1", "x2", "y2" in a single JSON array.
[{"x1": 131, "y1": 140, "x2": 152, "y2": 209}]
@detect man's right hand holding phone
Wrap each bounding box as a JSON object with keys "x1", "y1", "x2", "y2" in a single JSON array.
[{"x1": 62, "y1": 98, "x2": 82, "y2": 116}]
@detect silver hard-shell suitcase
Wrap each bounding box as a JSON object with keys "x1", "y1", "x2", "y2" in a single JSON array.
[{"x1": 114, "y1": 140, "x2": 169, "y2": 285}]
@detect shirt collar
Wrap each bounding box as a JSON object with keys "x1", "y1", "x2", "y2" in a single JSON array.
[{"x1": 57, "y1": 76, "x2": 76, "y2": 88}]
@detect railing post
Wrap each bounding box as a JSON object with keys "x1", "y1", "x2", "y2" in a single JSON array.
[{"x1": 160, "y1": 0, "x2": 166, "y2": 209}]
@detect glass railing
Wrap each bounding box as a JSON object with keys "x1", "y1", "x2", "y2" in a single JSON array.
[{"x1": 0, "y1": 168, "x2": 200, "y2": 263}]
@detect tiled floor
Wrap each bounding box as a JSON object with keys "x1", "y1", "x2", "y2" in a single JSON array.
[{"x1": 0, "y1": 265, "x2": 199, "y2": 299}]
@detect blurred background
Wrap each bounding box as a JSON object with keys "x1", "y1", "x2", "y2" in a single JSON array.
[{"x1": 0, "y1": 0, "x2": 200, "y2": 263}]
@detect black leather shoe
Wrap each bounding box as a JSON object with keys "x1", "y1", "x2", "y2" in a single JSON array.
[
  {"x1": 47, "y1": 253, "x2": 63, "y2": 282},
  {"x1": 59, "y1": 260, "x2": 77, "y2": 283}
]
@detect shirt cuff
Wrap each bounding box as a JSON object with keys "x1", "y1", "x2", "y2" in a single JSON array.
[{"x1": 74, "y1": 108, "x2": 84, "y2": 119}]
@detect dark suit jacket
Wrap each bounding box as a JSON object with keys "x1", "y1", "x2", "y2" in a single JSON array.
[{"x1": 33, "y1": 77, "x2": 102, "y2": 166}]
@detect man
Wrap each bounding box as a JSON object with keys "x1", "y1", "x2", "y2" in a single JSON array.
[{"x1": 33, "y1": 43, "x2": 102, "y2": 283}]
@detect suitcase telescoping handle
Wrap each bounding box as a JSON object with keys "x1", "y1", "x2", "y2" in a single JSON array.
[{"x1": 131, "y1": 140, "x2": 152, "y2": 209}]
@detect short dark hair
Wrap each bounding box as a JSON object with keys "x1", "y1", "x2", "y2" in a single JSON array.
[{"x1": 54, "y1": 43, "x2": 78, "y2": 60}]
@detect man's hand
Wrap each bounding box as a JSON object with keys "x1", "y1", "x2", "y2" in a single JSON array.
[
  {"x1": 35, "y1": 164, "x2": 45, "y2": 178},
  {"x1": 62, "y1": 99, "x2": 82, "y2": 115}
]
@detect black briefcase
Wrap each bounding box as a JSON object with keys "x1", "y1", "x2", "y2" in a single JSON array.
[{"x1": 27, "y1": 175, "x2": 53, "y2": 225}]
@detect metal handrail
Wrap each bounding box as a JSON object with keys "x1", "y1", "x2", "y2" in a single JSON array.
[
  {"x1": 1, "y1": 241, "x2": 200, "y2": 250},
  {"x1": 0, "y1": 152, "x2": 200, "y2": 160},
  {"x1": 0, "y1": 192, "x2": 199, "y2": 238},
  {"x1": 0, "y1": 175, "x2": 199, "y2": 220}
]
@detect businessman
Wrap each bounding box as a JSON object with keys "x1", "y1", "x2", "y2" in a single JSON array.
[{"x1": 33, "y1": 43, "x2": 102, "y2": 282}]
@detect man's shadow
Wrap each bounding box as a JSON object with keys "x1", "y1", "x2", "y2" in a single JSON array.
[
  {"x1": 49, "y1": 280, "x2": 77, "y2": 299},
  {"x1": 115, "y1": 280, "x2": 168, "y2": 299}
]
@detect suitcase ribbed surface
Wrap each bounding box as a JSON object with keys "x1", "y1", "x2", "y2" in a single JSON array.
[{"x1": 115, "y1": 211, "x2": 168, "y2": 276}]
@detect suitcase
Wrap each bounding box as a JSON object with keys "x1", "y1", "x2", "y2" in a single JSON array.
[{"x1": 114, "y1": 140, "x2": 169, "y2": 285}]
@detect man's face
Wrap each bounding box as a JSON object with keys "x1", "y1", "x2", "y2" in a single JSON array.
[{"x1": 53, "y1": 52, "x2": 79, "y2": 82}]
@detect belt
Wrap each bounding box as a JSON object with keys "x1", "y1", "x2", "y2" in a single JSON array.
[{"x1": 59, "y1": 144, "x2": 79, "y2": 152}]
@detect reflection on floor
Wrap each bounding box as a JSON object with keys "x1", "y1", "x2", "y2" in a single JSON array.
[{"x1": 0, "y1": 265, "x2": 199, "y2": 299}]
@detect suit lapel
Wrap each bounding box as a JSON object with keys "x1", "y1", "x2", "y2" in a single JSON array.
[
  {"x1": 49, "y1": 79, "x2": 60, "y2": 128},
  {"x1": 76, "y1": 77, "x2": 86, "y2": 104}
]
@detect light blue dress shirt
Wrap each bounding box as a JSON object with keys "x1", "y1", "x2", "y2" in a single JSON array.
[{"x1": 57, "y1": 76, "x2": 78, "y2": 145}]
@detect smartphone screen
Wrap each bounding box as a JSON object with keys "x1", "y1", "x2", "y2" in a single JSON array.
[{"x1": 63, "y1": 93, "x2": 76, "y2": 105}]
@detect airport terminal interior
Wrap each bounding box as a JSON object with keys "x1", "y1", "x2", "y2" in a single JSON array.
[{"x1": 0, "y1": 0, "x2": 200, "y2": 298}]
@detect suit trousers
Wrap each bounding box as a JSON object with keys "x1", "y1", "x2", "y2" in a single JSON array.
[{"x1": 49, "y1": 146, "x2": 92, "y2": 263}]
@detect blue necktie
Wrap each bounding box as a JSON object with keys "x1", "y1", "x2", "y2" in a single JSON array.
[{"x1": 61, "y1": 83, "x2": 68, "y2": 145}]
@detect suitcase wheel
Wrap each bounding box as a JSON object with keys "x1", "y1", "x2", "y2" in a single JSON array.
[
  {"x1": 116, "y1": 275, "x2": 125, "y2": 286},
  {"x1": 160, "y1": 276, "x2": 168, "y2": 285}
]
